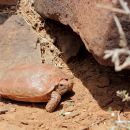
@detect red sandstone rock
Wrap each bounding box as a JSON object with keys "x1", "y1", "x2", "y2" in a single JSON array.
[
  {"x1": 34, "y1": 0, "x2": 126, "y2": 66},
  {"x1": 0, "y1": 14, "x2": 41, "y2": 71},
  {"x1": 0, "y1": 0, "x2": 17, "y2": 5}
]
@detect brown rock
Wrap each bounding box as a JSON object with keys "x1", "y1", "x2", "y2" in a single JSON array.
[
  {"x1": 34, "y1": 0, "x2": 126, "y2": 66},
  {"x1": 0, "y1": 0, "x2": 18, "y2": 5},
  {"x1": 0, "y1": 14, "x2": 41, "y2": 71}
]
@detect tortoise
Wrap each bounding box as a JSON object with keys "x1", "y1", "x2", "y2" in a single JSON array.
[{"x1": 0, "y1": 64, "x2": 73, "y2": 112}]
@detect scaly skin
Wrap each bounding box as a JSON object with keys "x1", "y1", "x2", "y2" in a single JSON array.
[
  {"x1": 45, "y1": 91, "x2": 61, "y2": 112},
  {"x1": 45, "y1": 79, "x2": 73, "y2": 112}
]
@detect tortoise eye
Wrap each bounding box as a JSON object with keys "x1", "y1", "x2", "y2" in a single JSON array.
[{"x1": 59, "y1": 84, "x2": 63, "y2": 87}]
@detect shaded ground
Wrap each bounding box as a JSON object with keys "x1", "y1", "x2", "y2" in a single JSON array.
[{"x1": 0, "y1": 2, "x2": 130, "y2": 130}]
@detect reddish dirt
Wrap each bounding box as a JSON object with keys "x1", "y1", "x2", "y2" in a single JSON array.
[
  {"x1": 0, "y1": 2, "x2": 130, "y2": 130},
  {"x1": 0, "y1": 52, "x2": 130, "y2": 130}
]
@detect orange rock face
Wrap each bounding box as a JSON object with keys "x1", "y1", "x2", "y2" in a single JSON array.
[
  {"x1": 34, "y1": 0, "x2": 128, "y2": 66},
  {"x1": 0, "y1": 0, "x2": 17, "y2": 5}
]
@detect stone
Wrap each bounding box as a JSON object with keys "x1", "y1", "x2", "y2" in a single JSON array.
[
  {"x1": 0, "y1": 14, "x2": 41, "y2": 71},
  {"x1": 34, "y1": 0, "x2": 129, "y2": 66},
  {"x1": 0, "y1": 0, "x2": 18, "y2": 5}
]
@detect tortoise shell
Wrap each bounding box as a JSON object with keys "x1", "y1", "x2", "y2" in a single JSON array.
[{"x1": 0, "y1": 64, "x2": 68, "y2": 102}]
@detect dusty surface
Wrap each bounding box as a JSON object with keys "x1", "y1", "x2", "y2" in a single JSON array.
[{"x1": 0, "y1": 1, "x2": 130, "y2": 130}]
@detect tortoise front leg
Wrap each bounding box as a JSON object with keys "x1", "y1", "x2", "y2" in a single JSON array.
[{"x1": 45, "y1": 91, "x2": 61, "y2": 112}]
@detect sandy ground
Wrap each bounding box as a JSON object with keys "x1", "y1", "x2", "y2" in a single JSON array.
[
  {"x1": 0, "y1": 1, "x2": 130, "y2": 130},
  {"x1": 0, "y1": 53, "x2": 130, "y2": 130}
]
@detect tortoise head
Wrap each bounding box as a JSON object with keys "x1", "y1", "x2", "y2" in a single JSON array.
[{"x1": 56, "y1": 79, "x2": 73, "y2": 95}]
